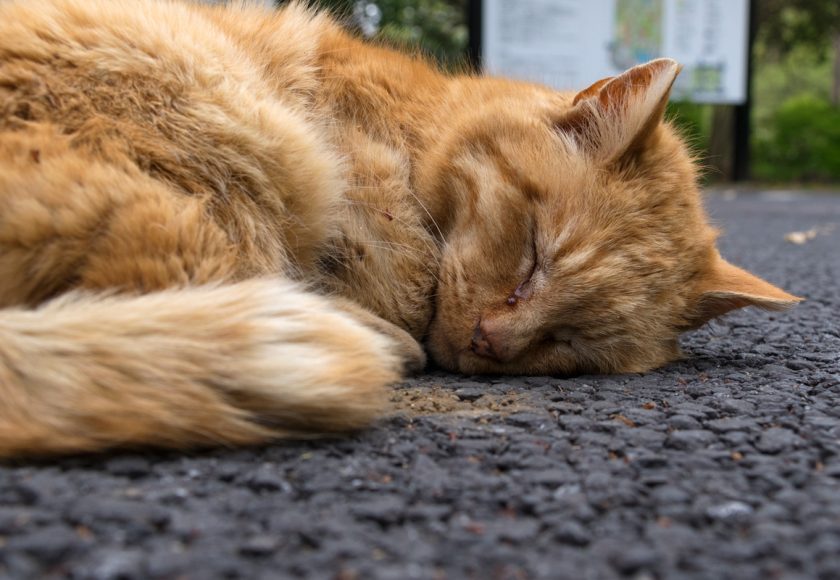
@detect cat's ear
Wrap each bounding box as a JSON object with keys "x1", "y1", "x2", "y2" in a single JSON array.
[
  {"x1": 556, "y1": 58, "x2": 681, "y2": 163},
  {"x1": 683, "y1": 256, "x2": 802, "y2": 329}
]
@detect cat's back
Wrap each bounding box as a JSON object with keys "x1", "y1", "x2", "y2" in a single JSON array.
[
  {"x1": 0, "y1": 0, "x2": 347, "y2": 272},
  {"x1": 0, "y1": 0, "x2": 325, "y2": 124},
  {"x1": 1, "y1": 0, "x2": 247, "y2": 77}
]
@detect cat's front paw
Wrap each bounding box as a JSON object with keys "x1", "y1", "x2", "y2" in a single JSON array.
[
  {"x1": 331, "y1": 298, "x2": 426, "y2": 374},
  {"x1": 390, "y1": 329, "x2": 426, "y2": 374}
]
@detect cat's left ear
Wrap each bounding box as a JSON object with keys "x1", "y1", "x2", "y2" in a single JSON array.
[
  {"x1": 556, "y1": 58, "x2": 681, "y2": 163},
  {"x1": 683, "y1": 255, "x2": 802, "y2": 329}
]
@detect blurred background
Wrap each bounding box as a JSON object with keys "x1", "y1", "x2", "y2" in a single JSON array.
[{"x1": 277, "y1": 0, "x2": 839, "y2": 186}]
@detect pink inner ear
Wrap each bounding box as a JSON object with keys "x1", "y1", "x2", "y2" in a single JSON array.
[
  {"x1": 601, "y1": 59, "x2": 681, "y2": 109},
  {"x1": 574, "y1": 59, "x2": 682, "y2": 111},
  {"x1": 572, "y1": 76, "x2": 613, "y2": 106}
]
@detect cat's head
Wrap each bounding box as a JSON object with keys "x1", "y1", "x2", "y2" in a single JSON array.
[{"x1": 422, "y1": 59, "x2": 800, "y2": 375}]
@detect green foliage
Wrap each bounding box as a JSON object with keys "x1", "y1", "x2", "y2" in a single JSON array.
[
  {"x1": 752, "y1": 43, "x2": 833, "y2": 144},
  {"x1": 753, "y1": 95, "x2": 840, "y2": 182},
  {"x1": 666, "y1": 101, "x2": 711, "y2": 152},
  {"x1": 750, "y1": 42, "x2": 838, "y2": 183},
  {"x1": 284, "y1": 0, "x2": 468, "y2": 68},
  {"x1": 756, "y1": 0, "x2": 840, "y2": 58},
  {"x1": 374, "y1": 0, "x2": 468, "y2": 68}
]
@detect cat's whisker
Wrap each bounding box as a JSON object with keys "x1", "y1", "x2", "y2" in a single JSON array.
[
  {"x1": 337, "y1": 198, "x2": 442, "y2": 265},
  {"x1": 352, "y1": 239, "x2": 443, "y2": 283},
  {"x1": 403, "y1": 188, "x2": 445, "y2": 243},
  {"x1": 338, "y1": 199, "x2": 426, "y2": 237},
  {"x1": 340, "y1": 184, "x2": 445, "y2": 245}
]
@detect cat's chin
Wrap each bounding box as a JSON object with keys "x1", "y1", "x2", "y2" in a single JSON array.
[
  {"x1": 428, "y1": 331, "x2": 669, "y2": 376},
  {"x1": 440, "y1": 351, "x2": 556, "y2": 376},
  {"x1": 429, "y1": 341, "x2": 569, "y2": 376},
  {"x1": 450, "y1": 352, "x2": 509, "y2": 375}
]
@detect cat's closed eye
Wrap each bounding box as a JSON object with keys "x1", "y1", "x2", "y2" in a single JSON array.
[{"x1": 508, "y1": 226, "x2": 541, "y2": 305}]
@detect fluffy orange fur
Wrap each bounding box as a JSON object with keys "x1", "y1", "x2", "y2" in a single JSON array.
[{"x1": 0, "y1": 0, "x2": 799, "y2": 457}]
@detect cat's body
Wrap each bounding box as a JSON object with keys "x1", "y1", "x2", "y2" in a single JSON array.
[{"x1": 0, "y1": 0, "x2": 798, "y2": 457}]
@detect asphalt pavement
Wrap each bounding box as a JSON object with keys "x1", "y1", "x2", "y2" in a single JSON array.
[{"x1": 1, "y1": 190, "x2": 839, "y2": 580}]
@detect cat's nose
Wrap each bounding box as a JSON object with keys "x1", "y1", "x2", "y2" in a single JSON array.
[{"x1": 470, "y1": 320, "x2": 502, "y2": 362}]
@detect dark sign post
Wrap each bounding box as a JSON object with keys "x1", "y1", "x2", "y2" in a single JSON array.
[
  {"x1": 467, "y1": 0, "x2": 754, "y2": 182},
  {"x1": 467, "y1": 0, "x2": 482, "y2": 73},
  {"x1": 732, "y1": 0, "x2": 756, "y2": 182}
]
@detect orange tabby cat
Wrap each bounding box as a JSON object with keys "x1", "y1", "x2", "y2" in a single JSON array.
[{"x1": 0, "y1": 0, "x2": 799, "y2": 457}]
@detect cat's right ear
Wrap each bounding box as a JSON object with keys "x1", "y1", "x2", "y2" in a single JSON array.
[{"x1": 555, "y1": 58, "x2": 681, "y2": 163}]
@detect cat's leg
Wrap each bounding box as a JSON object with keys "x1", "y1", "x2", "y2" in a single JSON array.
[
  {"x1": 0, "y1": 127, "x2": 403, "y2": 456},
  {"x1": 0, "y1": 124, "x2": 241, "y2": 305},
  {"x1": 330, "y1": 296, "x2": 427, "y2": 373}
]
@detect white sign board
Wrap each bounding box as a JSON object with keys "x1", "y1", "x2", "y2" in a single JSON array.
[{"x1": 482, "y1": 0, "x2": 750, "y2": 104}]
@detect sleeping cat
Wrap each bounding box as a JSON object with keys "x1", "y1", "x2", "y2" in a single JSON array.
[{"x1": 0, "y1": 0, "x2": 799, "y2": 457}]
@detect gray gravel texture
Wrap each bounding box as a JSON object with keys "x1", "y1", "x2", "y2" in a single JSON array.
[{"x1": 1, "y1": 191, "x2": 839, "y2": 580}]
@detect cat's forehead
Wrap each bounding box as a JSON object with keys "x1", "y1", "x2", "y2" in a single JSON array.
[{"x1": 486, "y1": 126, "x2": 595, "y2": 197}]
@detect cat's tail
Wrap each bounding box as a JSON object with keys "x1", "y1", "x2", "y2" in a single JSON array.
[{"x1": 0, "y1": 280, "x2": 401, "y2": 458}]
